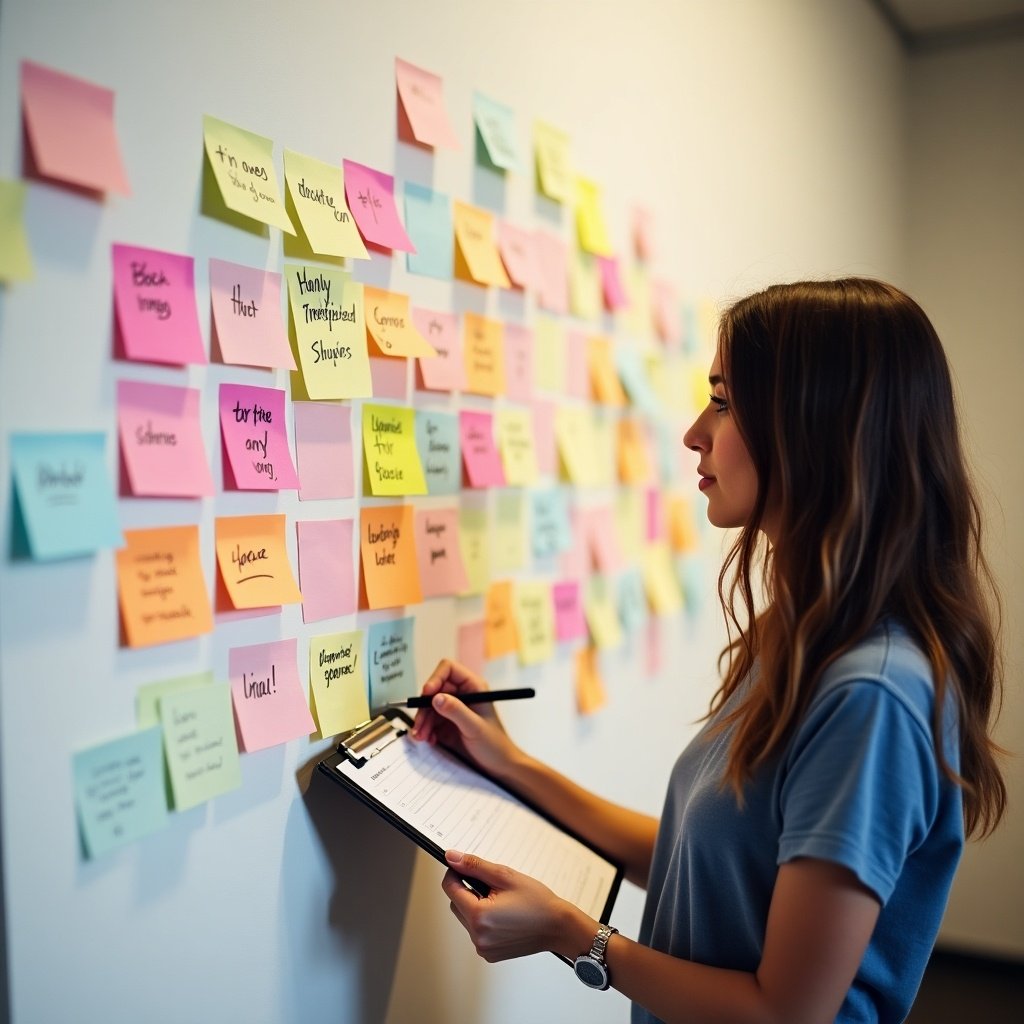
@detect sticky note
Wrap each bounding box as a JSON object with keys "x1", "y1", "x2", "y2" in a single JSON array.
[
  {"x1": 344, "y1": 159, "x2": 415, "y2": 253},
  {"x1": 463, "y1": 313, "x2": 505, "y2": 396},
  {"x1": 230, "y1": 638, "x2": 314, "y2": 752},
  {"x1": 117, "y1": 380, "x2": 213, "y2": 498},
  {"x1": 623, "y1": 264, "x2": 654, "y2": 340},
  {"x1": 459, "y1": 501, "x2": 490, "y2": 595},
  {"x1": 514, "y1": 582, "x2": 556, "y2": 666},
  {"x1": 533, "y1": 120, "x2": 572, "y2": 202},
  {"x1": 21, "y1": 60, "x2": 130, "y2": 195},
  {"x1": 668, "y1": 495, "x2": 699, "y2": 553},
  {"x1": 370, "y1": 354, "x2": 408, "y2": 399},
  {"x1": 283, "y1": 149, "x2": 367, "y2": 259},
  {"x1": 588, "y1": 336, "x2": 626, "y2": 405},
  {"x1": 413, "y1": 308, "x2": 464, "y2": 391},
  {"x1": 503, "y1": 324, "x2": 534, "y2": 402},
  {"x1": 473, "y1": 92, "x2": 522, "y2": 172},
  {"x1": 72, "y1": 727, "x2": 167, "y2": 858},
  {"x1": 286, "y1": 265, "x2": 372, "y2": 399},
  {"x1": 454, "y1": 201, "x2": 511, "y2": 288},
  {"x1": 585, "y1": 505, "x2": 625, "y2": 573},
  {"x1": 555, "y1": 407, "x2": 598, "y2": 487},
  {"x1": 616, "y1": 345, "x2": 660, "y2": 414},
  {"x1": 415, "y1": 410, "x2": 461, "y2": 495},
  {"x1": 136, "y1": 671, "x2": 214, "y2": 730},
  {"x1": 491, "y1": 491, "x2": 526, "y2": 575},
  {"x1": 415, "y1": 507, "x2": 469, "y2": 598},
  {"x1": 531, "y1": 488, "x2": 572, "y2": 560},
  {"x1": 10, "y1": 432, "x2": 122, "y2": 560},
  {"x1": 309, "y1": 630, "x2": 369, "y2": 737},
  {"x1": 619, "y1": 418, "x2": 654, "y2": 484},
  {"x1": 531, "y1": 399, "x2": 558, "y2": 477},
  {"x1": 534, "y1": 318, "x2": 566, "y2": 393},
  {"x1": 202, "y1": 114, "x2": 295, "y2": 233},
  {"x1": 457, "y1": 619, "x2": 486, "y2": 677},
  {"x1": 652, "y1": 278, "x2": 681, "y2": 346},
  {"x1": 584, "y1": 576, "x2": 623, "y2": 649},
  {"x1": 598, "y1": 256, "x2": 629, "y2": 312},
  {"x1": 209, "y1": 257, "x2": 295, "y2": 370},
  {"x1": 484, "y1": 581, "x2": 518, "y2": 659},
  {"x1": 460, "y1": 411, "x2": 505, "y2": 488},
  {"x1": 362, "y1": 403, "x2": 427, "y2": 496},
  {"x1": 219, "y1": 383, "x2": 298, "y2": 490},
  {"x1": 575, "y1": 646, "x2": 607, "y2": 716},
  {"x1": 496, "y1": 408, "x2": 539, "y2": 486},
  {"x1": 359, "y1": 504, "x2": 421, "y2": 609},
  {"x1": 618, "y1": 568, "x2": 648, "y2": 633},
  {"x1": 293, "y1": 401, "x2": 354, "y2": 501},
  {"x1": 569, "y1": 248, "x2": 602, "y2": 321},
  {"x1": 565, "y1": 330, "x2": 590, "y2": 399},
  {"x1": 215, "y1": 514, "x2": 302, "y2": 609},
  {"x1": 591, "y1": 415, "x2": 616, "y2": 488},
  {"x1": 296, "y1": 518, "x2": 355, "y2": 623},
  {"x1": 575, "y1": 176, "x2": 612, "y2": 257},
  {"x1": 616, "y1": 487, "x2": 646, "y2": 561},
  {"x1": 160, "y1": 683, "x2": 241, "y2": 810},
  {"x1": 646, "y1": 487, "x2": 664, "y2": 543},
  {"x1": 642, "y1": 542, "x2": 683, "y2": 614},
  {"x1": 552, "y1": 579, "x2": 586, "y2": 642},
  {"x1": 395, "y1": 57, "x2": 460, "y2": 149},
  {"x1": 112, "y1": 243, "x2": 206, "y2": 366},
  {"x1": 633, "y1": 206, "x2": 654, "y2": 261},
  {"x1": 364, "y1": 286, "x2": 435, "y2": 357},
  {"x1": 404, "y1": 183, "x2": 454, "y2": 280},
  {"x1": 367, "y1": 616, "x2": 417, "y2": 707},
  {"x1": 0, "y1": 179, "x2": 33, "y2": 281},
  {"x1": 533, "y1": 231, "x2": 569, "y2": 315},
  {"x1": 116, "y1": 526, "x2": 213, "y2": 647},
  {"x1": 497, "y1": 220, "x2": 536, "y2": 291}
]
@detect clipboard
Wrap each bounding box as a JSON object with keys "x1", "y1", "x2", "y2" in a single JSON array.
[{"x1": 316, "y1": 709, "x2": 622, "y2": 959}]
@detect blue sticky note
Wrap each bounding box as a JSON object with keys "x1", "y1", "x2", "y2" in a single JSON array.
[
  {"x1": 530, "y1": 487, "x2": 572, "y2": 559},
  {"x1": 72, "y1": 726, "x2": 169, "y2": 859},
  {"x1": 616, "y1": 347, "x2": 660, "y2": 415},
  {"x1": 473, "y1": 92, "x2": 522, "y2": 173},
  {"x1": 404, "y1": 183, "x2": 453, "y2": 280},
  {"x1": 367, "y1": 616, "x2": 416, "y2": 708},
  {"x1": 617, "y1": 567, "x2": 648, "y2": 633},
  {"x1": 10, "y1": 432, "x2": 123, "y2": 560},
  {"x1": 415, "y1": 410, "x2": 461, "y2": 495},
  {"x1": 676, "y1": 554, "x2": 705, "y2": 621}
]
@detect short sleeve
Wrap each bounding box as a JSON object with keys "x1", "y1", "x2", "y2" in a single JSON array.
[{"x1": 777, "y1": 679, "x2": 940, "y2": 905}]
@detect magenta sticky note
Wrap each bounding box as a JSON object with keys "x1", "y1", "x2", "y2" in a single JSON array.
[
  {"x1": 20, "y1": 60, "x2": 130, "y2": 195},
  {"x1": 112, "y1": 243, "x2": 206, "y2": 365},
  {"x1": 552, "y1": 580, "x2": 586, "y2": 642},
  {"x1": 293, "y1": 401, "x2": 354, "y2": 501},
  {"x1": 457, "y1": 619, "x2": 486, "y2": 677},
  {"x1": 296, "y1": 519, "x2": 355, "y2": 623},
  {"x1": 459, "y1": 410, "x2": 505, "y2": 488},
  {"x1": 413, "y1": 307, "x2": 464, "y2": 392},
  {"x1": 534, "y1": 230, "x2": 569, "y2": 315},
  {"x1": 599, "y1": 256, "x2": 629, "y2": 311},
  {"x1": 343, "y1": 159, "x2": 415, "y2": 253},
  {"x1": 219, "y1": 383, "x2": 299, "y2": 490},
  {"x1": 565, "y1": 330, "x2": 589, "y2": 399},
  {"x1": 209, "y1": 257, "x2": 295, "y2": 370},
  {"x1": 503, "y1": 323, "x2": 534, "y2": 402},
  {"x1": 117, "y1": 379, "x2": 213, "y2": 497},
  {"x1": 414, "y1": 507, "x2": 469, "y2": 598},
  {"x1": 229, "y1": 638, "x2": 314, "y2": 752}
]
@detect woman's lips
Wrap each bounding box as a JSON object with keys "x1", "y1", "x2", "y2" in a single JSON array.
[{"x1": 698, "y1": 475, "x2": 715, "y2": 491}]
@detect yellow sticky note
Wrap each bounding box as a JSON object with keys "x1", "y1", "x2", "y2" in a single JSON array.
[
  {"x1": 484, "y1": 581, "x2": 519, "y2": 659},
  {"x1": 575, "y1": 176, "x2": 612, "y2": 257},
  {"x1": 496, "y1": 408, "x2": 539, "y2": 486},
  {"x1": 618, "y1": 418, "x2": 654, "y2": 485},
  {"x1": 668, "y1": 495, "x2": 700, "y2": 553},
  {"x1": 0, "y1": 179, "x2": 33, "y2": 281},
  {"x1": 284, "y1": 149, "x2": 368, "y2": 260},
  {"x1": 463, "y1": 312, "x2": 506, "y2": 396},
  {"x1": 590, "y1": 412, "x2": 616, "y2": 487},
  {"x1": 203, "y1": 115, "x2": 295, "y2": 234},
  {"x1": 309, "y1": 630, "x2": 370, "y2": 738},
  {"x1": 534, "y1": 120, "x2": 572, "y2": 202},
  {"x1": 615, "y1": 487, "x2": 646, "y2": 562},
  {"x1": 362, "y1": 403, "x2": 427, "y2": 496},
  {"x1": 491, "y1": 491, "x2": 526, "y2": 576},
  {"x1": 555, "y1": 405, "x2": 598, "y2": 486},
  {"x1": 514, "y1": 581, "x2": 555, "y2": 666},
  {"x1": 575, "y1": 645, "x2": 608, "y2": 715},
  {"x1": 584, "y1": 575, "x2": 623, "y2": 649},
  {"x1": 454, "y1": 201, "x2": 511, "y2": 288},
  {"x1": 569, "y1": 248, "x2": 602, "y2": 321},
  {"x1": 588, "y1": 335, "x2": 626, "y2": 406},
  {"x1": 642, "y1": 542, "x2": 683, "y2": 614},
  {"x1": 364, "y1": 286, "x2": 436, "y2": 357},
  {"x1": 459, "y1": 502, "x2": 490, "y2": 595},
  {"x1": 621, "y1": 263, "x2": 653, "y2": 340},
  {"x1": 534, "y1": 317, "x2": 566, "y2": 393},
  {"x1": 215, "y1": 514, "x2": 302, "y2": 609}
]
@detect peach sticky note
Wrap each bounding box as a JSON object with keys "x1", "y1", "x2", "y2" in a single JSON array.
[
  {"x1": 209, "y1": 257, "x2": 295, "y2": 370},
  {"x1": 454, "y1": 201, "x2": 511, "y2": 288},
  {"x1": 219, "y1": 383, "x2": 299, "y2": 490},
  {"x1": 460, "y1": 411, "x2": 506, "y2": 488},
  {"x1": 463, "y1": 313, "x2": 505, "y2": 396},
  {"x1": 293, "y1": 401, "x2": 354, "y2": 501},
  {"x1": 652, "y1": 278, "x2": 681, "y2": 346},
  {"x1": 362, "y1": 403, "x2": 427, "y2": 496},
  {"x1": 283, "y1": 148, "x2": 368, "y2": 260},
  {"x1": 20, "y1": 60, "x2": 130, "y2": 195},
  {"x1": 296, "y1": 518, "x2": 355, "y2": 623},
  {"x1": 496, "y1": 408, "x2": 539, "y2": 486},
  {"x1": 633, "y1": 206, "x2": 655, "y2": 262},
  {"x1": 503, "y1": 324, "x2": 534, "y2": 402},
  {"x1": 395, "y1": 57, "x2": 460, "y2": 150},
  {"x1": 588, "y1": 336, "x2": 626, "y2": 405},
  {"x1": 117, "y1": 380, "x2": 213, "y2": 498},
  {"x1": 514, "y1": 582, "x2": 556, "y2": 666},
  {"x1": 457, "y1": 619, "x2": 486, "y2": 677},
  {"x1": 364, "y1": 286, "x2": 435, "y2": 358},
  {"x1": 498, "y1": 221, "x2": 536, "y2": 291},
  {"x1": 309, "y1": 630, "x2": 369, "y2": 738},
  {"x1": 112, "y1": 243, "x2": 206, "y2": 365},
  {"x1": 619, "y1": 418, "x2": 654, "y2": 485},
  {"x1": 533, "y1": 120, "x2": 572, "y2": 203},
  {"x1": 215, "y1": 514, "x2": 302, "y2": 609},
  {"x1": 414, "y1": 507, "x2": 469, "y2": 598},
  {"x1": 359, "y1": 504, "x2": 422, "y2": 609},
  {"x1": 229, "y1": 638, "x2": 314, "y2": 752},
  {"x1": 344, "y1": 159, "x2": 415, "y2": 253},
  {"x1": 575, "y1": 645, "x2": 608, "y2": 715},
  {"x1": 413, "y1": 308, "x2": 464, "y2": 392},
  {"x1": 484, "y1": 581, "x2": 518, "y2": 659},
  {"x1": 534, "y1": 231, "x2": 569, "y2": 315},
  {"x1": 116, "y1": 525, "x2": 213, "y2": 648}
]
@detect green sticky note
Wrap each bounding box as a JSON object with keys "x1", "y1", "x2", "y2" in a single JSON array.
[
  {"x1": 136, "y1": 671, "x2": 214, "y2": 729},
  {"x1": 473, "y1": 92, "x2": 522, "y2": 173},
  {"x1": 0, "y1": 179, "x2": 33, "y2": 281}
]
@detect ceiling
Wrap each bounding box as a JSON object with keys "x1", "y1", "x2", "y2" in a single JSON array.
[{"x1": 874, "y1": 0, "x2": 1024, "y2": 48}]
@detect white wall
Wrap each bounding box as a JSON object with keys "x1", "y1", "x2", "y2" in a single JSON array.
[
  {"x1": 0, "y1": 2, "x2": 913, "y2": 1023},
  {"x1": 906, "y1": 33, "x2": 1024, "y2": 959}
]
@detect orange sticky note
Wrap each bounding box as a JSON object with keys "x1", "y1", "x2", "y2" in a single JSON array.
[
  {"x1": 454, "y1": 201, "x2": 511, "y2": 288},
  {"x1": 463, "y1": 312, "x2": 505, "y2": 396},
  {"x1": 359, "y1": 504, "x2": 422, "y2": 609},
  {"x1": 668, "y1": 496, "x2": 699, "y2": 553},
  {"x1": 215, "y1": 514, "x2": 302, "y2": 610},
  {"x1": 618, "y1": 418, "x2": 654, "y2": 485},
  {"x1": 484, "y1": 581, "x2": 518, "y2": 659},
  {"x1": 587, "y1": 336, "x2": 626, "y2": 405},
  {"x1": 364, "y1": 286, "x2": 436, "y2": 358},
  {"x1": 575, "y1": 646, "x2": 608, "y2": 716},
  {"x1": 116, "y1": 526, "x2": 213, "y2": 647}
]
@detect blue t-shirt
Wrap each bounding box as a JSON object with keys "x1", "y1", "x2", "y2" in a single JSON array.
[{"x1": 632, "y1": 622, "x2": 964, "y2": 1024}]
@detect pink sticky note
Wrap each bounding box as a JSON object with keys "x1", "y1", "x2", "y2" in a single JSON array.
[
  {"x1": 219, "y1": 383, "x2": 299, "y2": 490},
  {"x1": 457, "y1": 620, "x2": 486, "y2": 677},
  {"x1": 531, "y1": 400, "x2": 557, "y2": 477},
  {"x1": 209, "y1": 257, "x2": 295, "y2": 370},
  {"x1": 565, "y1": 330, "x2": 589, "y2": 399},
  {"x1": 370, "y1": 356, "x2": 408, "y2": 400},
  {"x1": 503, "y1": 324, "x2": 534, "y2": 402},
  {"x1": 112, "y1": 244, "x2": 206, "y2": 365},
  {"x1": 460, "y1": 410, "x2": 506, "y2": 488},
  {"x1": 498, "y1": 221, "x2": 537, "y2": 291},
  {"x1": 414, "y1": 507, "x2": 469, "y2": 598},
  {"x1": 646, "y1": 617, "x2": 662, "y2": 676},
  {"x1": 229, "y1": 638, "x2": 314, "y2": 752},
  {"x1": 293, "y1": 402, "x2": 353, "y2": 501},
  {"x1": 296, "y1": 519, "x2": 355, "y2": 623},
  {"x1": 652, "y1": 278, "x2": 681, "y2": 346},
  {"x1": 534, "y1": 230, "x2": 569, "y2": 315},
  {"x1": 552, "y1": 580, "x2": 587, "y2": 642},
  {"x1": 117, "y1": 379, "x2": 214, "y2": 497},
  {"x1": 20, "y1": 60, "x2": 130, "y2": 195},
  {"x1": 646, "y1": 487, "x2": 664, "y2": 542},
  {"x1": 599, "y1": 256, "x2": 629, "y2": 311},
  {"x1": 395, "y1": 57, "x2": 460, "y2": 150},
  {"x1": 413, "y1": 308, "x2": 464, "y2": 392},
  {"x1": 343, "y1": 159, "x2": 415, "y2": 253},
  {"x1": 585, "y1": 506, "x2": 624, "y2": 572}
]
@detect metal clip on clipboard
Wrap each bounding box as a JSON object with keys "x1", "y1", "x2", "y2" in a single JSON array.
[{"x1": 337, "y1": 714, "x2": 408, "y2": 768}]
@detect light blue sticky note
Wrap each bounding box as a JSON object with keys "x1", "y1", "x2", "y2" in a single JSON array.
[
  {"x1": 676, "y1": 553, "x2": 705, "y2": 621},
  {"x1": 415, "y1": 410, "x2": 461, "y2": 495},
  {"x1": 473, "y1": 92, "x2": 522, "y2": 173},
  {"x1": 654, "y1": 421, "x2": 680, "y2": 485},
  {"x1": 616, "y1": 347, "x2": 660, "y2": 414},
  {"x1": 10, "y1": 432, "x2": 123, "y2": 560},
  {"x1": 72, "y1": 726, "x2": 169, "y2": 859},
  {"x1": 530, "y1": 487, "x2": 572, "y2": 559},
  {"x1": 404, "y1": 183, "x2": 453, "y2": 280},
  {"x1": 367, "y1": 616, "x2": 416, "y2": 708},
  {"x1": 618, "y1": 567, "x2": 648, "y2": 633}
]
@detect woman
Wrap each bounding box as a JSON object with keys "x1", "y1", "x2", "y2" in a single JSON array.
[{"x1": 411, "y1": 278, "x2": 1006, "y2": 1023}]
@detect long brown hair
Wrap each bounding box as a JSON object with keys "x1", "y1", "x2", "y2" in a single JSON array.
[{"x1": 710, "y1": 278, "x2": 1006, "y2": 838}]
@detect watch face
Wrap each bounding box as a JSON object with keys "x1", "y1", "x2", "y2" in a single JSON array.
[{"x1": 574, "y1": 955, "x2": 609, "y2": 989}]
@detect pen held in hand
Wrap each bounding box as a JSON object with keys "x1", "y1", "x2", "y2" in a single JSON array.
[{"x1": 382, "y1": 687, "x2": 536, "y2": 710}]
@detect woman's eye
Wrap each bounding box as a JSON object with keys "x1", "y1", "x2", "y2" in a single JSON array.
[{"x1": 709, "y1": 394, "x2": 729, "y2": 414}]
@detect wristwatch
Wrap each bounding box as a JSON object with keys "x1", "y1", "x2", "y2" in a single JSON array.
[{"x1": 573, "y1": 923, "x2": 618, "y2": 990}]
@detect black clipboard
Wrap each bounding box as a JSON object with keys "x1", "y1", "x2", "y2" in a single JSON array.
[{"x1": 315, "y1": 709, "x2": 622, "y2": 960}]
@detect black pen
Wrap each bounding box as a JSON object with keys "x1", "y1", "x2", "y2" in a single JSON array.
[{"x1": 380, "y1": 687, "x2": 536, "y2": 710}]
